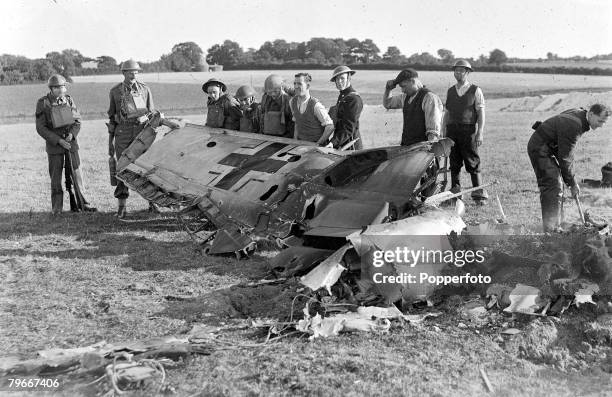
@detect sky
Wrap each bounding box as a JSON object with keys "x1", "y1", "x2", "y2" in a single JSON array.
[{"x1": 4, "y1": 0, "x2": 611, "y2": 63}]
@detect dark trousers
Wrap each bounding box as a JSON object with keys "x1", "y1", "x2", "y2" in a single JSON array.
[
  {"x1": 527, "y1": 141, "x2": 563, "y2": 231},
  {"x1": 48, "y1": 151, "x2": 81, "y2": 212},
  {"x1": 114, "y1": 124, "x2": 144, "y2": 199},
  {"x1": 447, "y1": 124, "x2": 480, "y2": 174}
]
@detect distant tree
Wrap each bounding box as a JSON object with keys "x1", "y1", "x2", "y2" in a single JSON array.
[
  {"x1": 97, "y1": 55, "x2": 118, "y2": 71},
  {"x1": 360, "y1": 39, "x2": 380, "y2": 64},
  {"x1": 344, "y1": 38, "x2": 362, "y2": 64},
  {"x1": 407, "y1": 52, "x2": 439, "y2": 65},
  {"x1": 306, "y1": 37, "x2": 344, "y2": 64},
  {"x1": 207, "y1": 40, "x2": 244, "y2": 66},
  {"x1": 437, "y1": 48, "x2": 455, "y2": 63},
  {"x1": 170, "y1": 42, "x2": 204, "y2": 71},
  {"x1": 382, "y1": 46, "x2": 406, "y2": 64},
  {"x1": 488, "y1": 48, "x2": 508, "y2": 66},
  {"x1": 28, "y1": 59, "x2": 56, "y2": 81}
]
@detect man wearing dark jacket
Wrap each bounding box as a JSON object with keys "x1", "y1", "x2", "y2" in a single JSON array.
[
  {"x1": 329, "y1": 66, "x2": 363, "y2": 150},
  {"x1": 36, "y1": 74, "x2": 96, "y2": 215},
  {"x1": 527, "y1": 104, "x2": 609, "y2": 231}
]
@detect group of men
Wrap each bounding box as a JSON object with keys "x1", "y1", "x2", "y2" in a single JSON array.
[{"x1": 35, "y1": 58, "x2": 609, "y2": 232}]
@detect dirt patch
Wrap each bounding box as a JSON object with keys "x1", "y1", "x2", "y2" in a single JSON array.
[{"x1": 499, "y1": 91, "x2": 612, "y2": 112}]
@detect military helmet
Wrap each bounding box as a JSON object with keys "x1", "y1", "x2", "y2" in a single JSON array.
[
  {"x1": 47, "y1": 74, "x2": 67, "y2": 87},
  {"x1": 235, "y1": 85, "x2": 256, "y2": 100},
  {"x1": 330, "y1": 65, "x2": 356, "y2": 82},
  {"x1": 202, "y1": 78, "x2": 227, "y2": 93},
  {"x1": 120, "y1": 59, "x2": 142, "y2": 71},
  {"x1": 452, "y1": 59, "x2": 473, "y2": 71},
  {"x1": 264, "y1": 74, "x2": 284, "y2": 91}
]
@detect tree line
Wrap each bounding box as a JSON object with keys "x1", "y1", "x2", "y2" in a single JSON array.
[{"x1": 2, "y1": 38, "x2": 612, "y2": 85}]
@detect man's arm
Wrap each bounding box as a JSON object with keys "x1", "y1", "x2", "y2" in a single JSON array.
[
  {"x1": 475, "y1": 87, "x2": 485, "y2": 145},
  {"x1": 441, "y1": 110, "x2": 448, "y2": 137},
  {"x1": 383, "y1": 81, "x2": 404, "y2": 109},
  {"x1": 67, "y1": 96, "x2": 81, "y2": 139},
  {"x1": 556, "y1": 127, "x2": 581, "y2": 188},
  {"x1": 145, "y1": 86, "x2": 155, "y2": 112},
  {"x1": 35, "y1": 100, "x2": 61, "y2": 146},
  {"x1": 107, "y1": 90, "x2": 117, "y2": 134},
  {"x1": 313, "y1": 102, "x2": 335, "y2": 145},
  {"x1": 422, "y1": 93, "x2": 443, "y2": 140}
]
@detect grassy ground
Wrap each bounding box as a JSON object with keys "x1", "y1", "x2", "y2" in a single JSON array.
[{"x1": 1, "y1": 89, "x2": 612, "y2": 395}]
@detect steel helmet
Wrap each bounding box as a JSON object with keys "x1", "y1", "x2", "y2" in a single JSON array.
[
  {"x1": 202, "y1": 78, "x2": 227, "y2": 93},
  {"x1": 264, "y1": 74, "x2": 284, "y2": 91},
  {"x1": 235, "y1": 85, "x2": 256, "y2": 100},
  {"x1": 330, "y1": 65, "x2": 356, "y2": 82},
  {"x1": 120, "y1": 59, "x2": 142, "y2": 71},
  {"x1": 452, "y1": 59, "x2": 473, "y2": 71},
  {"x1": 47, "y1": 74, "x2": 67, "y2": 87}
]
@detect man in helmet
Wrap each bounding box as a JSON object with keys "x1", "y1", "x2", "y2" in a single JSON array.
[
  {"x1": 36, "y1": 74, "x2": 97, "y2": 215},
  {"x1": 202, "y1": 78, "x2": 241, "y2": 130},
  {"x1": 260, "y1": 74, "x2": 294, "y2": 137},
  {"x1": 442, "y1": 60, "x2": 488, "y2": 204},
  {"x1": 383, "y1": 68, "x2": 443, "y2": 146},
  {"x1": 329, "y1": 66, "x2": 363, "y2": 150},
  {"x1": 290, "y1": 73, "x2": 335, "y2": 145},
  {"x1": 528, "y1": 103, "x2": 610, "y2": 232},
  {"x1": 235, "y1": 85, "x2": 262, "y2": 133},
  {"x1": 107, "y1": 59, "x2": 155, "y2": 218}
]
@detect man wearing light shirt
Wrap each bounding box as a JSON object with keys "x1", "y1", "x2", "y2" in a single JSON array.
[
  {"x1": 441, "y1": 60, "x2": 487, "y2": 203},
  {"x1": 383, "y1": 68, "x2": 443, "y2": 146},
  {"x1": 290, "y1": 72, "x2": 335, "y2": 145}
]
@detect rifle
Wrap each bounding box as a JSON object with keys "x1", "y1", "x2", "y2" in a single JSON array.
[{"x1": 65, "y1": 149, "x2": 86, "y2": 212}]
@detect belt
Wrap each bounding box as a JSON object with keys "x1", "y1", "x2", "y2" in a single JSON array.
[
  {"x1": 447, "y1": 123, "x2": 476, "y2": 128},
  {"x1": 118, "y1": 119, "x2": 141, "y2": 126}
]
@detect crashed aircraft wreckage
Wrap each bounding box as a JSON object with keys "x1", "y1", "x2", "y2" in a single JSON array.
[{"x1": 116, "y1": 112, "x2": 495, "y2": 302}]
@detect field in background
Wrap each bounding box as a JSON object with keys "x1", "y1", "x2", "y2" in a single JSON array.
[
  {"x1": 2, "y1": 70, "x2": 612, "y2": 122},
  {"x1": 509, "y1": 60, "x2": 612, "y2": 70}
]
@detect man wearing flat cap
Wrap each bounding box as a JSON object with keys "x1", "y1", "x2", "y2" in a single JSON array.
[
  {"x1": 202, "y1": 78, "x2": 241, "y2": 130},
  {"x1": 108, "y1": 59, "x2": 156, "y2": 218},
  {"x1": 329, "y1": 66, "x2": 363, "y2": 150},
  {"x1": 383, "y1": 68, "x2": 443, "y2": 146}
]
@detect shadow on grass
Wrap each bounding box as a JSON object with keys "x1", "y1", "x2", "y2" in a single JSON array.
[{"x1": 0, "y1": 211, "x2": 271, "y2": 277}]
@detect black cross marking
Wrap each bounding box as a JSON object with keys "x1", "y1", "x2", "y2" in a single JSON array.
[{"x1": 214, "y1": 142, "x2": 290, "y2": 190}]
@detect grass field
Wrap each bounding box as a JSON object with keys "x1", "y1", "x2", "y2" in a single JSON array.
[
  {"x1": 1, "y1": 74, "x2": 612, "y2": 396},
  {"x1": 2, "y1": 70, "x2": 612, "y2": 123},
  {"x1": 508, "y1": 60, "x2": 612, "y2": 70}
]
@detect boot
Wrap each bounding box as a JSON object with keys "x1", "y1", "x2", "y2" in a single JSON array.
[
  {"x1": 541, "y1": 193, "x2": 562, "y2": 232},
  {"x1": 51, "y1": 192, "x2": 63, "y2": 215},
  {"x1": 117, "y1": 198, "x2": 127, "y2": 219},
  {"x1": 450, "y1": 171, "x2": 461, "y2": 194},
  {"x1": 470, "y1": 173, "x2": 489, "y2": 205}
]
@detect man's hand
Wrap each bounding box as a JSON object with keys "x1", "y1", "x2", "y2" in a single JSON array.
[
  {"x1": 475, "y1": 131, "x2": 483, "y2": 146},
  {"x1": 426, "y1": 133, "x2": 438, "y2": 142},
  {"x1": 58, "y1": 139, "x2": 71, "y2": 150},
  {"x1": 570, "y1": 184, "x2": 580, "y2": 198},
  {"x1": 66, "y1": 133, "x2": 73, "y2": 142},
  {"x1": 108, "y1": 136, "x2": 115, "y2": 157},
  {"x1": 229, "y1": 96, "x2": 240, "y2": 107},
  {"x1": 385, "y1": 80, "x2": 397, "y2": 91},
  {"x1": 106, "y1": 123, "x2": 115, "y2": 135}
]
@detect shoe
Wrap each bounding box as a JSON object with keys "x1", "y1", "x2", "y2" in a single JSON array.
[
  {"x1": 83, "y1": 204, "x2": 98, "y2": 212},
  {"x1": 116, "y1": 198, "x2": 127, "y2": 219}
]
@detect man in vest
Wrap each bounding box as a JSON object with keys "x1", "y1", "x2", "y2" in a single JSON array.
[
  {"x1": 108, "y1": 59, "x2": 156, "y2": 218},
  {"x1": 383, "y1": 68, "x2": 443, "y2": 146},
  {"x1": 290, "y1": 73, "x2": 334, "y2": 145},
  {"x1": 442, "y1": 60, "x2": 488, "y2": 204},
  {"x1": 235, "y1": 85, "x2": 262, "y2": 133},
  {"x1": 527, "y1": 104, "x2": 610, "y2": 232},
  {"x1": 202, "y1": 78, "x2": 241, "y2": 130},
  {"x1": 329, "y1": 66, "x2": 363, "y2": 150},
  {"x1": 36, "y1": 74, "x2": 97, "y2": 215},
  {"x1": 260, "y1": 74, "x2": 294, "y2": 138}
]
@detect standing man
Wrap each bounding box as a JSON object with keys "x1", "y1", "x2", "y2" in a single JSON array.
[
  {"x1": 527, "y1": 104, "x2": 610, "y2": 232},
  {"x1": 202, "y1": 78, "x2": 241, "y2": 130},
  {"x1": 108, "y1": 59, "x2": 155, "y2": 218},
  {"x1": 235, "y1": 85, "x2": 262, "y2": 133},
  {"x1": 442, "y1": 60, "x2": 488, "y2": 204},
  {"x1": 329, "y1": 66, "x2": 363, "y2": 150},
  {"x1": 383, "y1": 68, "x2": 443, "y2": 146},
  {"x1": 36, "y1": 74, "x2": 96, "y2": 215},
  {"x1": 290, "y1": 73, "x2": 334, "y2": 145},
  {"x1": 260, "y1": 74, "x2": 294, "y2": 137}
]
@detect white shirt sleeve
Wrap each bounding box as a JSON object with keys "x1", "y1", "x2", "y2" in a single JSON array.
[
  {"x1": 313, "y1": 101, "x2": 333, "y2": 126},
  {"x1": 421, "y1": 92, "x2": 443, "y2": 137},
  {"x1": 474, "y1": 87, "x2": 485, "y2": 109}
]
